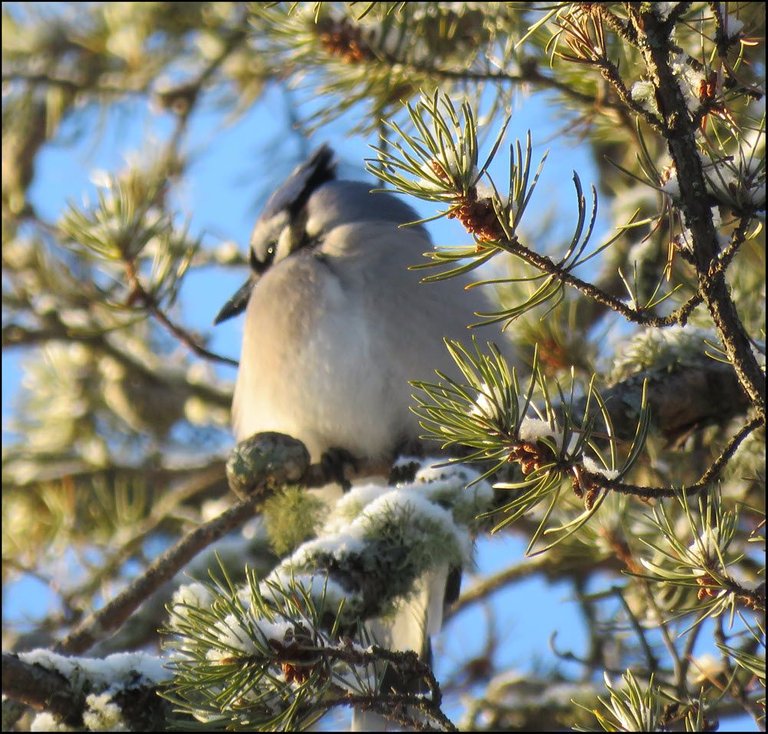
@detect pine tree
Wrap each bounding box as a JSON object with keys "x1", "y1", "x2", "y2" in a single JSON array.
[{"x1": 2, "y1": 3, "x2": 765, "y2": 731}]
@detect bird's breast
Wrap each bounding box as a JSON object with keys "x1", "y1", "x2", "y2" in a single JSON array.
[{"x1": 232, "y1": 251, "x2": 414, "y2": 461}]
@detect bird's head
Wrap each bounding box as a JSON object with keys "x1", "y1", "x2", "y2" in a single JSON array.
[{"x1": 214, "y1": 144, "x2": 422, "y2": 325}]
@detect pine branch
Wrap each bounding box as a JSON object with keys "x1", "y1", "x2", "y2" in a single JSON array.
[
  {"x1": 2, "y1": 653, "x2": 76, "y2": 722},
  {"x1": 494, "y1": 233, "x2": 703, "y2": 327},
  {"x1": 628, "y1": 6, "x2": 766, "y2": 416},
  {"x1": 1, "y1": 315, "x2": 232, "y2": 410},
  {"x1": 1, "y1": 652, "x2": 169, "y2": 731},
  {"x1": 58, "y1": 462, "x2": 227, "y2": 615},
  {"x1": 564, "y1": 413, "x2": 763, "y2": 501},
  {"x1": 321, "y1": 646, "x2": 456, "y2": 731}
]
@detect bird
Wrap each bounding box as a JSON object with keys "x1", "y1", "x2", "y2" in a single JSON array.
[
  {"x1": 214, "y1": 144, "x2": 510, "y2": 463},
  {"x1": 215, "y1": 145, "x2": 509, "y2": 729}
]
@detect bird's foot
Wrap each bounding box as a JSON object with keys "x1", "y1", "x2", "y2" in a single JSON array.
[
  {"x1": 388, "y1": 438, "x2": 427, "y2": 484},
  {"x1": 320, "y1": 447, "x2": 358, "y2": 491}
]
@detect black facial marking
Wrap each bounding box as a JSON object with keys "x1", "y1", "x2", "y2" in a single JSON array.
[{"x1": 251, "y1": 243, "x2": 276, "y2": 275}]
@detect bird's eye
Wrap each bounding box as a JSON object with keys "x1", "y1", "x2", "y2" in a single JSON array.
[{"x1": 251, "y1": 243, "x2": 276, "y2": 275}]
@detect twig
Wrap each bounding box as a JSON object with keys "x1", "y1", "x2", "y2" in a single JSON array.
[
  {"x1": 1, "y1": 71, "x2": 148, "y2": 97},
  {"x1": 144, "y1": 293, "x2": 239, "y2": 368},
  {"x1": 448, "y1": 558, "x2": 556, "y2": 619},
  {"x1": 320, "y1": 645, "x2": 456, "y2": 731},
  {"x1": 1, "y1": 318, "x2": 233, "y2": 407},
  {"x1": 122, "y1": 237, "x2": 238, "y2": 368},
  {"x1": 593, "y1": 55, "x2": 667, "y2": 134},
  {"x1": 679, "y1": 619, "x2": 704, "y2": 691},
  {"x1": 498, "y1": 235, "x2": 703, "y2": 327},
  {"x1": 581, "y1": 414, "x2": 764, "y2": 499},
  {"x1": 54, "y1": 489, "x2": 259, "y2": 655},
  {"x1": 613, "y1": 586, "x2": 660, "y2": 673},
  {"x1": 718, "y1": 576, "x2": 766, "y2": 612},
  {"x1": 118, "y1": 25, "x2": 250, "y2": 370},
  {"x1": 51, "y1": 444, "x2": 401, "y2": 657}
]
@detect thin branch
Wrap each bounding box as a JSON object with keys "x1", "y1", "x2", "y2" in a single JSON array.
[
  {"x1": 640, "y1": 574, "x2": 687, "y2": 692},
  {"x1": 112, "y1": 24, "x2": 250, "y2": 370},
  {"x1": 50, "y1": 444, "x2": 402, "y2": 656},
  {"x1": 317, "y1": 645, "x2": 456, "y2": 731},
  {"x1": 581, "y1": 414, "x2": 764, "y2": 499},
  {"x1": 678, "y1": 618, "x2": 704, "y2": 692},
  {"x1": 662, "y1": 2, "x2": 694, "y2": 28},
  {"x1": 718, "y1": 575, "x2": 766, "y2": 612},
  {"x1": 59, "y1": 462, "x2": 227, "y2": 612},
  {"x1": 1, "y1": 318, "x2": 232, "y2": 408},
  {"x1": 591, "y1": 54, "x2": 666, "y2": 134},
  {"x1": 54, "y1": 487, "x2": 259, "y2": 655},
  {"x1": 498, "y1": 234, "x2": 703, "y2": 327},
  {"x1": 324, "y1": 693, "x2": 455, "y2": 732},
  {"x1": 141, "y1": 291, "x2": 239, "y2": 368},
  {"x1": 1, "y1": 71, "x2": 148, "y2": 97},
  {"x1": 328, "y1": 11, "x2": 603, "y2": 109},
  {"x1": 707, "y1": 213, "x2": 754, "y2": 280},
  {"x1": 402, "y1": 59, "x2": 600, "y2": 108},
  {"x1": 591, "y1": 4, "x2": 640, "y2": 47},
  {"x1": 613, "y1": 586, "x2": 660, "y2": 673},
  {"x1": 446, "y1": 553, "x2": 619, "y2": 620},
  {"x1": 707, "y1": 1, "x2": 742, "y2": 58}
]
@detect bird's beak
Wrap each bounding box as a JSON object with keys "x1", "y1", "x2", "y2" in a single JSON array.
[{"x1": 213, "y1": 277, "x2": 255, "y2": 325}]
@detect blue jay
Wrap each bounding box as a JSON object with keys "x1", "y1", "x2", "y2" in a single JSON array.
[{"x1": 215, "y1": 145, "x2": 504, "y2": 728}]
